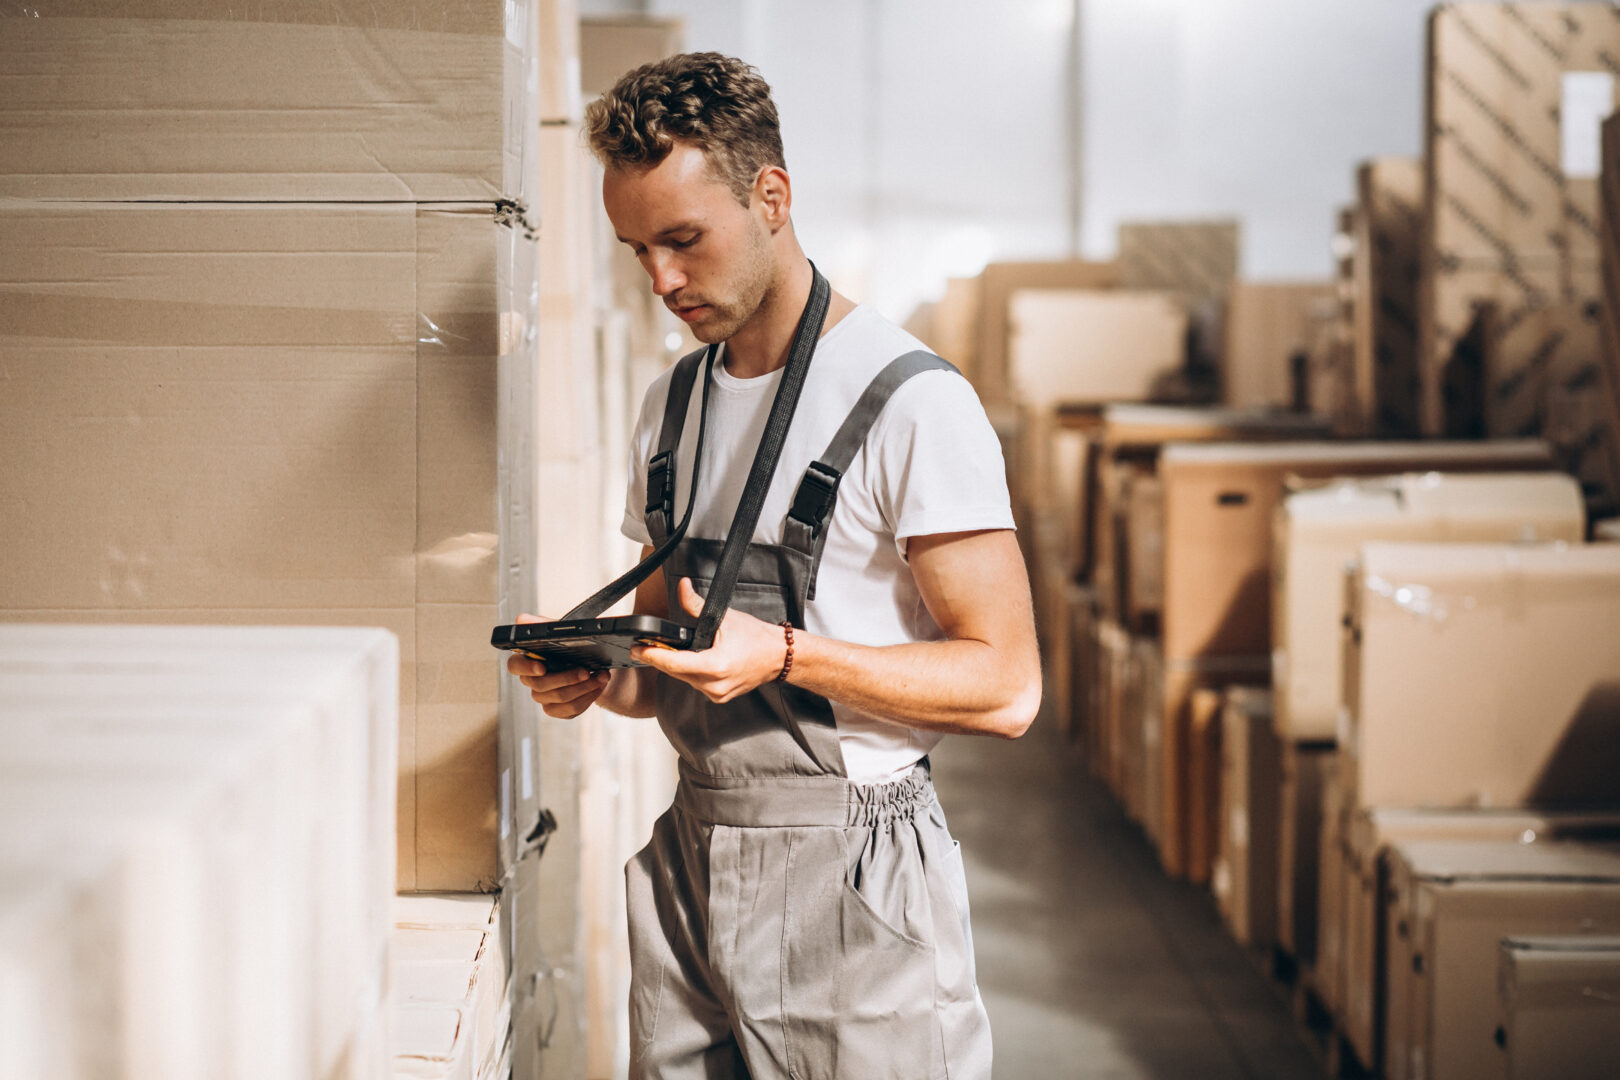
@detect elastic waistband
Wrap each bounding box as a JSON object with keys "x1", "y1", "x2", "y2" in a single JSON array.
[{"x1": 675, "y1": 759, "x2": 933, "y2": 828}]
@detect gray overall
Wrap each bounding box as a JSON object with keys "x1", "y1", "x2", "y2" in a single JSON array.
[{"x1": 627, "y1": 347, "x2": 994, "y2": 1079}]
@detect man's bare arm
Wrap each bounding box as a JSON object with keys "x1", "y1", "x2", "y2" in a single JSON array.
[{"x1": 633, "y1": 529, "x2": 1041, "y2": 739}]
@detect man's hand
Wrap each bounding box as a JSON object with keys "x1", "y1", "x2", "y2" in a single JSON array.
[
  {"x1": 630, "y1": 578, "x2": 787, "y2": 703},
  {"x1": 505, "y1": 613, "x2": 611, "y2": 718}
]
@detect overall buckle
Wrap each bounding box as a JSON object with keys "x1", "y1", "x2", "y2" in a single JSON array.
[{"x1": 789, "y1": 462, "x2": 842, "y2": 536}]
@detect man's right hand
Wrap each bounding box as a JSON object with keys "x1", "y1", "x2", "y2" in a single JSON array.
[{"x1": 505, "y1": 613, "x2": 612, "y2": 718}]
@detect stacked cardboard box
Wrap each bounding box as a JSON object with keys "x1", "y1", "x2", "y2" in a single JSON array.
[
  {"x1": 1212, "y1": 688, "x2": 1280, "y2": 951},
  {"x1": 1116, "y1": 220, "x2": 1240, "y2": 315},
  {"x1": 1595, "y1": 112, "x2": 1620, "y2": 514},
  {"x1": 1421, "y1": 5, "x2": 1620, "y2": 508},
  {"x1": 1223, "y1": 282, "x2": 1336, "y2": 410},
  {"x1": 391, "y1": 895, "x2": 512, "y2": 1080},
  {"x1": 969, "y1": 260, "x2": 1120, "y2": 408},
  {"x1": 1157, "y1": 440, "x2": 1555, "y2": 882},
  {"x1": 0, "y1": 625, "x2": 398, "y2": 1080},
  {"x1": 1382, "y1": 842, "x2": 1620, "y2": 1080},
  {"x1": 1338, "y1": 809, "x2": 1620, "y2": 1075},
  {"x1": 1273, "y1": 471, "x2": 1585, "y2": 743},
  {"x1": 1351, "y1": 158, "x2": 1426, "y2": 437},
  {"x1": 1496, "y1": 936, "x2": 1620, "y2": 1079}
]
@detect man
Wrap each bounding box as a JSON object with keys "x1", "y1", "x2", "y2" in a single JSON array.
[{"x1": 508, "y1": 52, "x2": 1039, "y2": 1080}]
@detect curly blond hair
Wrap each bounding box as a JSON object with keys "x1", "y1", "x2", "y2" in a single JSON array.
[{"x1": 585, "y1": 52, "x2": 786, "y2": 206}]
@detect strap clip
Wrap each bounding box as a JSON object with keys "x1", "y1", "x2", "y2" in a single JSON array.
[
  {"x1": 646, "y1": 451, "x2": 674, "y2": 520},
  {"x1": 788, "y1": 462, "x2": 842, "y2": 535}
]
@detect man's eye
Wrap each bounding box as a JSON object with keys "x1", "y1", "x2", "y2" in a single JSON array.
[{"x1": 671, "y1": 234, "x2": 699, "y2": 249}]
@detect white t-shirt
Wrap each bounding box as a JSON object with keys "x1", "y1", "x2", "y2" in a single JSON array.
[{"x1": 621, "y1": 304, "x2": 1015, "y2": 782}]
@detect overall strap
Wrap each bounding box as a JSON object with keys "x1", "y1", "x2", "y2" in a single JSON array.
[
  {"x1": 785, "y1": 350, "x2": 959, "y2": 602},
  {"x1": 561, "y1": 345, "x2": 716, "y2": 620},
  {"x1": 690, "y1": 266, "x2": 832, "y2": 650},
  {"x1": 645, "y1": 346, "x2": 712, "y2": 546}
]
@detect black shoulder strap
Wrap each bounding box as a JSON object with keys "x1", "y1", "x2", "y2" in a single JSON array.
[
  {"x1": 689, "y1": 266, "x2": 832, "y2": 649},
  {"x1": 645, "y1": 346, "x2": 711, "y2": 546},
  {"x1": 562, "y1": 345, "x2": 716, "y2": 620},
  {"x1": 784, "y1": 350, "x2": 959, "y2": 601}
]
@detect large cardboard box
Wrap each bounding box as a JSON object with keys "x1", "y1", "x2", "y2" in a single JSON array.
[
  {"x1": 1339, "y1": 809, "x2": 1620, "y2": 1077},
  {"x1": 0, "y1": 1, "x2": 539, "y2": 204},
  {"x1": 1213, "y1": 688, "x2": 1280, "y2": 950},
  {"x1": 972, "y1": 260, "x2": 1119, "y2": 405},
  {"x1": 0, "y1": 202, "x2": 542, "y2": 893},
  {"x1": 1421, "y1": 5, "x2": 1618, "y2": 449},
  {"x1": 1382, "y1": 841, "x2": 1620, "y2": 1080},
  {"x1": 0, "y1": 625, "x2": 397, "y2": 1080},
  {"x1": 391, "y1": 893, "x2": 512, "y2": 1080},
  {"x1": 1497, "y1": 936, "x2": 1620, "y2": 1080},
  {"x1": 1278, "y1": 743, "x2": 1334, "y2": 967},
  {"x1": 1315, "y1": 762, "x2": 1349, "y2": 1024},
  {"x1": 580, "y1": 15, "x2": 686, "y2": 98},
  {"x1": 1006, "y1": 289, "x2": 1187, "y2": 407},
  {"x1": 1273, "y1": 471, "x2": 1585, "y2": 740},
  {"x1": 1352, "y1": 158, "x2": 1426, "y2": 438},
  {"x1": 1345, "y1": 541, "x2": 1620, "y2": 810},
  {"x1": 1116, "y1": 220, "x2": 1239, "y2": 313},
  {"x1": 1223, "y1": 282, "x2": 1336, "y2": 409}
]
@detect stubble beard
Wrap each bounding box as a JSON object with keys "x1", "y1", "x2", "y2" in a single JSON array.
[{"x1": 685, "y1": 222, "x2": 776, "y2": 345}]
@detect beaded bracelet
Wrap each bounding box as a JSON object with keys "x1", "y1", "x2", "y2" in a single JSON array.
[{"x1": 776, "y1": 621, "x2": 795, "y2": 683}]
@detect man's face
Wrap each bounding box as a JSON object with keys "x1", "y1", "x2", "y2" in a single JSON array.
[{"x1": 602, "y1": 143, "x2": 775, "y2": 344}]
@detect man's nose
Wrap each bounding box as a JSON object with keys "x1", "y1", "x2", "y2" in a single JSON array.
[{"x1": 645, "y1": 253, "x2": 686, "y2": 297}]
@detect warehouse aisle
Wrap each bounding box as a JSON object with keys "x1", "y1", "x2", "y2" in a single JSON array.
[{"x1": 931, "y1": 702, "x2": 1322, "y2": 1080}]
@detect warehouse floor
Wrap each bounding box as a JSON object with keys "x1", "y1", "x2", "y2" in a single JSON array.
[{"x1": 931, "y1": 701, "x2": 1323, "y2": 1080}]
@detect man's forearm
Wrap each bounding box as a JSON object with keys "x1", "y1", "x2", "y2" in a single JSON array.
[
  {"x1": 789, "y1": 632, "x2": 1039, "y2": 739},
  {"x1": 597, "y1": 664, "x2": 661, "y2": 719}
]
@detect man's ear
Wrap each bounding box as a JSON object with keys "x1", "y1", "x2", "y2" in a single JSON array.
[{"x1": 754, "y1": 165, "x2": 792, "y2": 230}]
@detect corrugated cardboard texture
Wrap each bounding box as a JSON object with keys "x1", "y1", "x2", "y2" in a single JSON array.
[
  {"x1": 0, "y1": 202, "x2": 542, "y2": 893},
  {"x1": 1347, "y1": 541, "x2": 1620, "y2": 812},
  {"x1": 1007, "y1": 289, "x2": 1187, "y2": 407},
  {"x1": 1384, "y1": 840, "x2": 1620, "y2": 1080},
  {"x1": 1498, "y1": 936, "x2": 1620, "y2": 1079},
  {"x1": 1353, "y1": 158, "x2": 1426, "y2": 437},
  {"x1": 1116, "y1": 220, "x2": 1240, "y2": 313},
  {"x1": 391, "y1": 893, "x2": 512, "y2": 1080},
  {"x1": 0, "y1": 1, "x2": 539, "y2": 204},
  {"x1": 972, "y1": 260, "x2": 1118, "y2": 406},
  {"x1": 1421, "y1": 4, "x2": 1618, "y2": 462},
  {"x1": 1273, "y1": 471, "x2": 1585, "y2": 740},
  {"x1": 1223, "y1": 281, "x2": 1336, "y2": 409}
]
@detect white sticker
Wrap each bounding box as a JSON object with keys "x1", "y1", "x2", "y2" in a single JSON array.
[
  {"x1": 1561, "y1": 71, "x2": 1614, "y2": 180},
  {"x1": 500, "y1": 769, "x2": 512, "y2": 840},
  {"x1": 521, "y1": 736, "x2": 534, "y2": 801}
]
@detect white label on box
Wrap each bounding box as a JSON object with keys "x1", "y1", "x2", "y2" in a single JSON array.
[
  {"x1": 1561, "y1": 72, "x2": 1614, "y2": 179},
  {"x1": 521, "y1": 736, "x2": 534, "y2": 801},
  {"x1": 501, "y1": 769, "x2": 512, "y2": 840}
]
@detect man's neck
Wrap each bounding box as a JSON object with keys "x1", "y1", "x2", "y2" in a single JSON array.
[{"x1": 721, "y1": 257, "x2": 815, "y2": 381}]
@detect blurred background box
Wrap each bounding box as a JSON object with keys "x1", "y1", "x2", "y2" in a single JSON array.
[
  {"x1": 1272, "y1": 471, "x2": 1585, "y2": 741},
  {"x1": 1496, "y1": 936, "x2": 1620, "y2": 1080}
]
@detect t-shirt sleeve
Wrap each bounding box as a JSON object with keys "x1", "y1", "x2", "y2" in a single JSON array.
[
  {"x1": 620, "y1": 375, "x2": 666, "y2": 548},
  {"x1": 868, "y1": 369, "x2": 1015, "y2": 554}
]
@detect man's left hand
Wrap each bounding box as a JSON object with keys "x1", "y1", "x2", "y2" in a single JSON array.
[{"x1": 630, "y1": 577, "x2": 787, "y2": 703}]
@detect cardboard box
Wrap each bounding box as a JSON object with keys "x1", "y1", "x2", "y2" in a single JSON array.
[
  {"x1": 1224, "y1": 282, "x2": 1336, "y2": 409},
  {"x1": 1067, "y1": 587, "x2": 1099, "y2": 747},
  {"x1": 1382, "y1": 841, "x2": 1620, "y2": 1080},
  {"x1": 391, "y1": 893, "x2": 512, "y2": 1080},
  {"x1": 1093, "y1": 619, "x2": 1134, "y2": 797},
  {"x1": 1352, "y1": 158, "x2": 1426, "y2": 438},
  {"x1": 580, "y1": 15, "x2": 686, "y2": 98},
  {"x1": 1315, "y1": 761, "x2": 1349, "y2": 1024},
  {"x1": 1421, "y1": 5, "x2": 1618, "y2": 439},
  {"x1": 1497, "y1": 936, "x2": 1620, "y2": 1080},
  {"x1": 1116, "y1": 220, "x2": 1240, "y2": 313},
  {"x1": 1006, "y1": 289, "x2": 1187, "y2": 407},
  {"x1": 0, "y1": 625, "x2": 397, "y2": 1080},
  {"x1": 1213, "y1": 688, "x2": 1280, "y2": 949},
  {"x1": 1345, "y1": 541, "x2": 1620, "y2": 810},
  {"x1": 1186, "y1": 686, "x2": 1225, "y2": 886},
  {"x1": 1126, "y1": 636, "x2": 1165, "y2": 839},
  {"x1": 1273, "y1": 471, "x2": 1585, "y2": 740},
  {"x1": 1160, "y1": 439, "x2": 1555, "y2": 662},
  {"x1": 0, "y1": 1, "x2": 539, "y2": 204},
  {"x1": 972, "y1": 260, "x2": 1119, "y2": 405},
  {"x1": 1121, "y1": 470, "x2": 1165, "y2": 628},
  {"x1": 1159, "y1": 661, "x2": 1266, "y2": 883},
  {"x1": 1338, "y1": 809, "x2": 1620, "y2": 1076},
  {"x1": 0, "y1": 202, "x2": 543, "y2": 893},
  {"x1": 1278, "y1": 743, "x2": 1335, "y2": 966}
]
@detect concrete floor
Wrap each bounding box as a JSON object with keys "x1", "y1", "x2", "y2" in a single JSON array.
[{"x1": 930, "y1": 705, "x2": 1324, "y2": 1080}]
